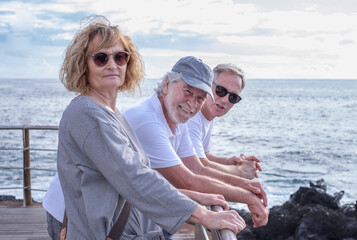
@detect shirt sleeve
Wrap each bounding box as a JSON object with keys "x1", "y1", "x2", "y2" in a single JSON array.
[
  {"x1": 176, "y1": 124, "x2": 197, "y2": 158},
  {"x1": 202, "y1": 121, "x2": 213, "y2": 154},
  {"x1": 82, "y1": 122, "x2": 196, "y2": 233},
  {"x1": 187, "y1": 117, "x2": 206, "y2": 158}
]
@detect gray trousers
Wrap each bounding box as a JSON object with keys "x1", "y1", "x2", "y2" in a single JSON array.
[{"x1": 46, "y1": 211, "x2": 62, "y2": 240}]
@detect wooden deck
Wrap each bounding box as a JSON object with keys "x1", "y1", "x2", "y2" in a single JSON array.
[
  {"x1": 0, "y1": 202, "x2": 49, "y2": 240},
  {"x1": 0, "y1": 202, "x2": 198, "y2": 240}
]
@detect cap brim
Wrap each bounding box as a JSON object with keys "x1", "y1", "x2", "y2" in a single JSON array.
[{"x1": 181, "y1": 73, "x2": 214, "y2": 99}]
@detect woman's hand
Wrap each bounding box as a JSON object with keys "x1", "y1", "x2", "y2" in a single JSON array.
[{"x1": 190, "y1": 205, "x2": 246, "y2": 235}]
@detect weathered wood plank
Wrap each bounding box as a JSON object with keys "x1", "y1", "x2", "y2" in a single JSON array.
[
  {"x1": 0, "y1": 203, "x2": 49, "y2": 240},
  {"x1": 0, "y1": 202, "x2": 199, "y2": 240}
]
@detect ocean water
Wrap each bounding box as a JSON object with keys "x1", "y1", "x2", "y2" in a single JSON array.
[{"x1": 0, "y1": 78, "x2": 356, "y2": 208}]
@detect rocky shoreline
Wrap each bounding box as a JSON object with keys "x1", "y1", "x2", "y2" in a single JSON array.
[
  {"x1": 1, "y1": 179, "x2": 356, "y2": 239},
  {"x1": 0, "y1": 194, "x2": 42, "y2": 207},
  {"x1": 235, "y1": 179, "x2": 357, "y2": 239},
  {"x1": 0, "y1": 195, "x2": 23, "y2": 202}
]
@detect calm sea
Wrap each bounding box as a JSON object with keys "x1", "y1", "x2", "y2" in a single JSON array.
[{"x1": 0, "y1": 78, "x2": 356, "y2": 208}]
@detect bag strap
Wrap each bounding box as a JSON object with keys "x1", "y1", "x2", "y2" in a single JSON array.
[
  {"x1": 107, "y1": 201, "x2": 131, "y2": 240},
  {"x1": 61, "y1": 200, "x2": 131, "y2": 240}
]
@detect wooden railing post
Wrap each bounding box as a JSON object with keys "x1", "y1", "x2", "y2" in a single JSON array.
[
  {"x1": 0, "y1": 125, "x2": 58, "y2": 207},
  {"x1": 23, "y1": 127, "x2": 32, "y2": 207}
]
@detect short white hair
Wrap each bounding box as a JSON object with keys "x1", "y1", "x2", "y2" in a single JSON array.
[{"x1": 154, "y1": 71, "x2": 182, "y2": 96}]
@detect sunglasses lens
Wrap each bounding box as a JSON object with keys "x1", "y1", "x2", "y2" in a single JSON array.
[
  {"x1": 91, "y1": 51, "x2": 129, "y2": 67},
  {"x1": 93, "y1": 53, "x2": 108, "y2": 67},
  {"x1": 229, "y1": 94, "x2": 241, "y2": 104},
  {"x1": 114, "y1": 52, "x2": 129, "y2": 66},
  {"x1": 215, "y1": 84, "x2": 241, "y2": 104},
  {"x1": 215, "y1": 86, "x2": 228, "y2": 97}
]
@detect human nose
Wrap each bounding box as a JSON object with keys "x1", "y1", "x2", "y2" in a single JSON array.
[
  {"x1": 220, "y1": 93, "x2": 230, "y2": 104},
  {"x1": 186, "y1": 95, "x2": 198, "y2": 109},
  {"x1": 106, "y1": 55, "x2": 117, "y2": 69}
]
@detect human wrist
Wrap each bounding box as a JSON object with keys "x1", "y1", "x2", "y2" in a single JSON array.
[
  {"x1": 238, "y1": 187, "x2": 257, "y2": 205},
  {"x1": 189, "y1": 205, "x2": 210, "y2": 226}
]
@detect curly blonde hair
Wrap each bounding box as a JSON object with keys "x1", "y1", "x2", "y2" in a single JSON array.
[{"x1": 59, "y1": 15, "x2": 144, "y2": 94}]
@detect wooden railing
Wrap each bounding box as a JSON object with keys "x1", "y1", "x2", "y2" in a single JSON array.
[{"x1": 0, "y1": 125, "x2": 58, "y2": 207}]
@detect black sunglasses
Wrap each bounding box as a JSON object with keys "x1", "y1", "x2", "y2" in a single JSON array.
[
  {"x1": 88, "y1": 51, "x2": 131, "y2": 67},
  {"x1": 212, "y1": 82, "x2": 242, "y2": 104}
]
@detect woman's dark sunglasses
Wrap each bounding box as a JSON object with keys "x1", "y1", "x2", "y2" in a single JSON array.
[
  {"x1": 212, "y1": 82, "x2": 242, "y2": 104},
  {"x1": 88, "y1": 51, "x2": 131, "y2": 67}
]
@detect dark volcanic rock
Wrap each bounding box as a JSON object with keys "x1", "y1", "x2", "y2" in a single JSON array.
[
  {"x1": 0, "y1": 195, "x2": 21, "y2": 202},
  {"x1": 235, "y1": 179, "x2": 357, "y2": 240},
  {"x1": 0, "y1": 195, "x2": 38, "y2": 203}
]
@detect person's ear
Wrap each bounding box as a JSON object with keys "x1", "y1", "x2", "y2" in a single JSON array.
[{"x1": 162, "y1": 78, "x2": 169, "y2": 95}]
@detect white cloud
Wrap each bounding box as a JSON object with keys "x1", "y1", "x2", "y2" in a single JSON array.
[
  {"x1": 76, "y1": 0, "x2": 260, "y2": 36},
  {"x1": 212, "y1": 9, "x2": 357, "y2": 78},
  {"x1": 0, "y1": 0, "x2": 356, "y2": 79}
]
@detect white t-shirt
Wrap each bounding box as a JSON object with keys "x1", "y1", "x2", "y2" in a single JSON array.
[
  {"x1": 187, "y1": 110, "x2": 213, "y2": 159},
  {"x1": 123, "y1": 94, "x2": 196, "y2": 169},
  {"x1": 42, "y1": 173, "x2": 65, "y2": 222}
]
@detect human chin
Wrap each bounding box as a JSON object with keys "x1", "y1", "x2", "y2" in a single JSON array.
[
  {"x1": 178, "y1": 114, "x2": 191, "y2": 123},
  {"x1": 173, "y1": 111, "x2": 190, "y2": 123},
  {"x1": 170, "y1": 107, "x2": 192, "y2": 124}
]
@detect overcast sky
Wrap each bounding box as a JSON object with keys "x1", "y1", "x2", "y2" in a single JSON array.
[{"x1": 1, "y1": 0, "x2": 356, "y2": 79}]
